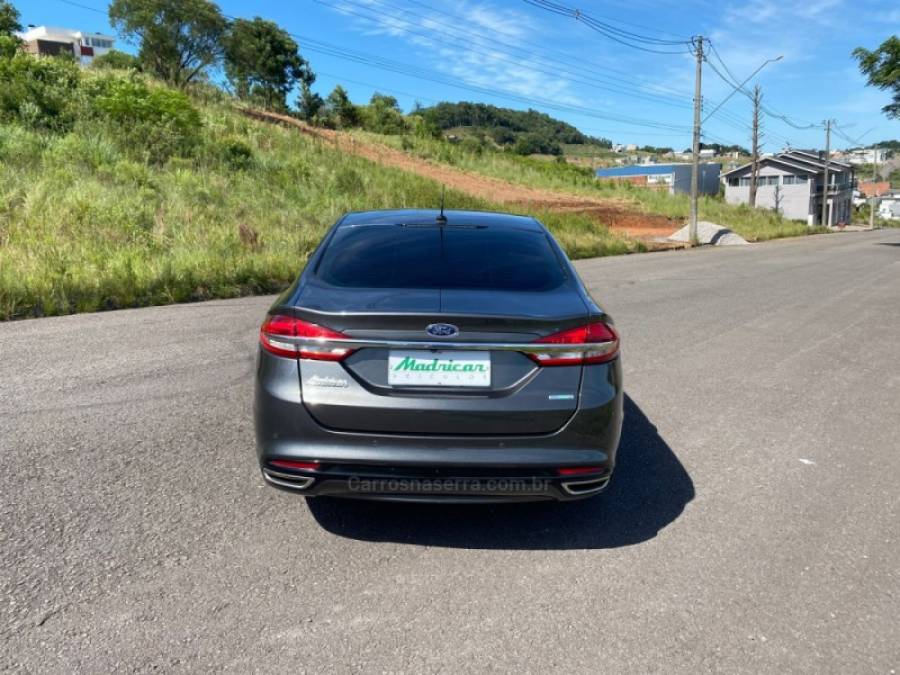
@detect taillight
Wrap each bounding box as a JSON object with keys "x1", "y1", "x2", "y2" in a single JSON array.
[
  {"x1": 269, "y1": 459, "x2": 321, "y2": 471},
  {"x1": 259, "y1": 314, "x2": 354, "y2": 361},
  {"x1": 557, "y1": 466, "x2": 606, "y2": 476},
  {"x1": 529, "y1": 321, "x2": 619, "y2": 366}
]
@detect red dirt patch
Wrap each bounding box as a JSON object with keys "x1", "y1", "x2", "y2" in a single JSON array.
[{"x1": 241, "y1": 108, "x2": 681, "y2": 243}]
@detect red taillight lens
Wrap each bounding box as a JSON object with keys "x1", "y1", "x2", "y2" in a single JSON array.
[
  {"x1": 269, "y1": 459, "x2": 321, "y2": 471},
  {"x1": 530, "y1": 321, "x2": 619, "y2": 366},
  {"x1": 557, "y1": 466, "x2": 606, "y2": 476},
  {"x1": 259, "y1": 315, "x2": 354, "y2": 361}
]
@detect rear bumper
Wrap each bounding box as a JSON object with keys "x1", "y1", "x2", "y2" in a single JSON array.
[
  {"x1": 261, "y1": 463, "x2": 612, "y2": 502},
  {"x1": 253, "y1": 352, "x2": 623, "y2": 502}
]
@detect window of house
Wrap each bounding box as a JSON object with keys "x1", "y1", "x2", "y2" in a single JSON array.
[
  {"x1": 739, "y1": 177, "x2": 751, "y2": 187},
  {"x1": 728, "y1": 177, "x2": 739, "y2": 186},
  {"x1": 784, "y1": 174, "x2": 807, "y2": 185}
]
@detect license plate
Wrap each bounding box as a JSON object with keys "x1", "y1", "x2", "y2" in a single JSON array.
[{"x1": 388, "y1": 350, "x2": 491, "y2": 387}]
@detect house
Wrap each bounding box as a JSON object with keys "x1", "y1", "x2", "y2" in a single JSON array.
[
  {"x1": 878, "y1": 191, "x2": 900, "y2": 220},
  {"x1": 722, "y1": 150, "x2": 854, "y2": 226},
  {"x1": 17, "y1": 26, "x2": 115, "y2": 65},
  {"x1": 841, "y1": 148, "x2": 891, "y2": 166},
  {"x1": 595, "y1": 163, "x2": 721, "y2": 195},
  {"x1": 699, "y1": 148, "x2": 716, "y2": 159}
]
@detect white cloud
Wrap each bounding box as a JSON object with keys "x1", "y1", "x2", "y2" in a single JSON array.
[{"x1": 322, "y1": 0, "x2": 583, "y2": 105}]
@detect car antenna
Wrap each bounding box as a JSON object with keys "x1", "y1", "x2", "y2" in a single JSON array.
[{"x1": 436, "y1": 186, "x2": 447, "y2": 224}]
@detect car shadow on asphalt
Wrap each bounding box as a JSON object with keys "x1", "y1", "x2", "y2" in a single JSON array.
[{"x1": 307, "y1": 394, "x2": 694, "y2": 549}]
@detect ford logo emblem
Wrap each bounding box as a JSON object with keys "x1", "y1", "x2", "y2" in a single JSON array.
[{"x1": 425, "y1": 323, "x2": 459, "y2": 338}]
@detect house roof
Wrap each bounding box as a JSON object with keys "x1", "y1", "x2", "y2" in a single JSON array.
[
  {"x1": 783, "y1": 150, "x2": 852, "y2": 170},
  {"x1": 596, "y1": 163, "x2": 721, "y2": 178},
  {"x1": 596, "y1": 164, "x2": 682, "y2": 177},
  {"x1": 721, "y1": 156, "x2": 823, "y2": 177},
  {"x1": 17, "y1": 26, "x2": 115, "y2": 41}
]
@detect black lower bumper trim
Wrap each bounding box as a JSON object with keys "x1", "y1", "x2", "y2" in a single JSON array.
[{"x1": 260, "y1": 464, "x2": 612, "y2": 502}]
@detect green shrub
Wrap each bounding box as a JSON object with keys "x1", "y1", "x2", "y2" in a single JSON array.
[
  {"x1": 0, "y1": 53, "x2": 81, "y2": 131},
  {"x1": 217, "y1": 137, "x2": 254, "y2": 169},
  {"x1": 87, "y1": 77, "x2": 202, "y2": 163},
  {"x1": 90, "y1": 49, "x2": 140, "y2": 71}
]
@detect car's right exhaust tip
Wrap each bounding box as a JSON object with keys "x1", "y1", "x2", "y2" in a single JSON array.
[{"x1": 560, "y1": 475, "x2": 611, "y2": 496}]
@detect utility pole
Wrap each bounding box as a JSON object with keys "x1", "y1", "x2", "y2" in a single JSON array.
[
  {"x1": 748, "y1": 84, "x2": 761, "y2": 208},
  {"x1": 869, "y1": 148, "x2": 878, "y2": 229},
  {"x1": 689, "y1": 35, "x2": 703, "y2": 247},
  {"x1": 820, "y1": 119, "x2": 832, "y2": 227}
]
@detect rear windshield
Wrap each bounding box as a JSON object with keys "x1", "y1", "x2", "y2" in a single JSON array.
[{"x1": 316, "y1": 225, "x2": 567, "y2": 291}]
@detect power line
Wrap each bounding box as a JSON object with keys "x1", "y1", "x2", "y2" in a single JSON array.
[
  {"x1": 398, "y1": 0, "x2": 693, "y2": 98},
  {"x1": 316, "y1": 0, "x2": 696, "y2": 110},
  {"x1": 522, "y1": 0, "x2": 692, "y2": 54}
]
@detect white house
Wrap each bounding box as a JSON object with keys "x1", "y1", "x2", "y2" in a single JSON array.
[
  {"x1": 841, "y1": 148, "x2": 891, "y2": 166},
  {"x1": 17, "y1": 26, "x2": 115, "y2": 65},
  {"x1": 722, "y1": 150, "x2": 854, "y2": 226},
  {"x1": 878, "y1": 192, "x2": 900, "y2": 220}
]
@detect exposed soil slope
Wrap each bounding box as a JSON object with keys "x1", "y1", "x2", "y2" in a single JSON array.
[{"x1": 241, "y1": 108, "x2": 681, "y2": 240}]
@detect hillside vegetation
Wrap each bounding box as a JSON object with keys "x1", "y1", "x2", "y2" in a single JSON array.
[
  {"x1": 414, "y1": 101, "x2": 611, "y2": 156},
  {"x1": 0, "y1": 55, "x2": 637, "y2": 320},
  {"x1": 355, "y1": 129, "x2": 819, "y2": 241}
]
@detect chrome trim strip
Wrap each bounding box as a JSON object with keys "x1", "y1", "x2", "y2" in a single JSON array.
[
  {"x1": 262, "y1": 470, "x2": 315, "y2": 490},
  {"x1": 264, "y1": 335, "x2": 617, "y2": 354},
  {"x1": 560, "y1": 476, "x2": 611, "y2": 496}
]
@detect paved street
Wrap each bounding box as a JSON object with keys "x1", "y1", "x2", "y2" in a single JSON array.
[{"x1": 2, "y1": 230, "x2": 898, "y2": 672}]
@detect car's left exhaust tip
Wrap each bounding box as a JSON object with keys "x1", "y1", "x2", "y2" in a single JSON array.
[{"x1": 262, "y1": 469, "x2": 316, "y2": 491}]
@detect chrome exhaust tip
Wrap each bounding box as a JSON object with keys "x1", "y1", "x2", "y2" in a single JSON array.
[
  {"x1": 561, "y1": 475, "x2": 610, "y2": 496},
  {"x1": 262, "y1": 469, "x2": 316, "y2": 491}
]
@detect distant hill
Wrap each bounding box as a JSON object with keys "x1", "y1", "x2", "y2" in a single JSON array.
[{"x1": 415, "y1": 101, "x2": 611, "y2": 156}]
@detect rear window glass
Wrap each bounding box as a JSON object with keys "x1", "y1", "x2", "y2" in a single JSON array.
[{"x1": 316, "y1": 225, "x2": 567, "y2": 291}]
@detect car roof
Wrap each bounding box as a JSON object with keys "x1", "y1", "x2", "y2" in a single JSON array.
[{"x1": 337, "y1": 209, "x2": 544, "y2": 231}]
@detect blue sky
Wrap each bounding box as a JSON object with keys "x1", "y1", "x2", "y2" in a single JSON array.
[{"x1": 17, "y1": 0, "x2": 900, "y2": 150}]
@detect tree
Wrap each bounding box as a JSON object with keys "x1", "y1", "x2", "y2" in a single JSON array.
[
  {"x1": 853, "y1": 36, "x2": 900, "y2": 119},
  {"x1": 90, "y1": 49, "x2": 140, "y2": 70},
  {"x1": 296, "y1": 82, "x2": 323, "y2": 122},
  {"x1": 325, "y1": 85, "x2": 359, "y2": 128},
  {"x1": 363, "y1": 92, "x2": 407, "y2": 134},
  {"x1": 0, "y1": 0, "x2": 21, "y2": 37},
  {"x1": 223, "y1": 17, "x2": 313, "y2": 110},
  {"x1": 639, "y1": 145, "x2": 673, "y2": 154},
  {"x1": 108, "y1": 0, "x2": 226, "y2": 87}
]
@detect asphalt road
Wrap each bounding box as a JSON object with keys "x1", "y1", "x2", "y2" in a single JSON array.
[{"x1": 2, "y1": 230, "x2": 899, "y2": 673}]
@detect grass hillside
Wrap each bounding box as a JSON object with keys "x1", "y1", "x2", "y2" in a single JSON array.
[{"x1": 0, "y1": 56, "x2": 637, "y2": 320}]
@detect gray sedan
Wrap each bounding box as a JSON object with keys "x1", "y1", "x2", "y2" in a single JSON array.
[{"x1": 254, "y1": 209, "x2": 622, "y2": 502}]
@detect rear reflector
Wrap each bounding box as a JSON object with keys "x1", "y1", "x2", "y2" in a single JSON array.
[
  {"x1": 557, "y1": 466, "x2": 605, "y2": 476},
  {"x1": 530, "y1": 321, "x2": 619, "y2": 366},
  {"x1": 259, "y1": 315, "x2": 354, "y2": 361},
  {"x1": 269, "y1": 459, "x2": 321, "y2": 471}
]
